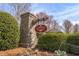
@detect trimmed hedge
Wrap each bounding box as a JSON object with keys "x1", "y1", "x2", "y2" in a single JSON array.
[
  {"x1": 0, "y1": 11, "x2": 19, "y2": 50},
  {"x1": 67, "y1": 33, "x2": 79, "y2": 46},
  {"x1": 37, "y1": 32, "x2": 79, "y2": 54},
  {"x1": 66, "y1": 33, "x2": 79, "y2": 54},
  {"x1": 36, "y1": 32, "x2": 67, "y2": 51}
]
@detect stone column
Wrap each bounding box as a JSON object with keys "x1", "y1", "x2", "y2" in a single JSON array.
[{"x1": 19, "y1": 12, "x2": 31, "y2": 48}]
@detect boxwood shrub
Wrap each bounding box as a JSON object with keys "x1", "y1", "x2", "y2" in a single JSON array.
[
  {"x1": 0, "y1": 11, "x2": 19, "y2": 50},
  {"x1": 66, "y1": 33, "x2": 79, "y2": 54},
  {"x1": 36, "y1": 32, "x2": 67, "y2": 51},
  {"x1": 67, "y1": 33, "x2": 79, "y2": 45}
]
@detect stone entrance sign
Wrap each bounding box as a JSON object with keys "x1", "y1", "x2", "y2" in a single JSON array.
[
  {"x1": 19, "y1": 12, "x2": 37, "y2": 48},
  {"x1": 35, "y1": 25, "x2": 47, "y2": 32}
]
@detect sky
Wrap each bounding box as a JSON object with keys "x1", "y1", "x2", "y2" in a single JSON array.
[
  {"x1": 31, "y1": 3, "x2": 79, "y2": 25},
  {"x1": 0, "y1": 3, "x2": 79, "y2": 25}
]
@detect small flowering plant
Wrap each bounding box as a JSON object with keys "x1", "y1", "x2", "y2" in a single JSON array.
[
  {"x1": 54, "y1": 39, "x2": 67, "y2": 56},
  {"x1": 54, "y1": 50, "x2": 67, "y2": 56}
]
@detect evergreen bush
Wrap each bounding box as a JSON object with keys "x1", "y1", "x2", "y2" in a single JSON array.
[
  {"x1": 0, "y1": 11, "x2": 19, "y2": 50},
  {"x1": 37, "y1": 32, "x2": 67, "y2": 51}
]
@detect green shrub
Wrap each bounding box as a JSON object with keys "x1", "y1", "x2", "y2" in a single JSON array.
[
  {"x1": 37, "y1": 32, "x2": 79, "y2": 54},
  {"x1": 36, "y1": 32, "x2": 67, "y2": 51},
  {"x1": 0, "y1": 11, "x2": 19, "y2": 50},
  {"x1": 66, "y1": 33, "x2": 79, "y2": 54},
  {"x1": 67, "y1": 33, "x2": 79, "y2": 46}
]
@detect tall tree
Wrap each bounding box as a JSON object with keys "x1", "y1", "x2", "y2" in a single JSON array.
[
  {"x1": 9, "y1": 3, "x2": 31, "y2": 25},
  {"x1": 49, "y1": 20, "x2": 61, "y2": 32},
  {"x1": 46, "y1": 15, "x2": 53, "y2": 31},
  {"x1": 73, "y1": 24, "x2": 79, "y2": 32},
  {"x1": 63, "y1": 20, "x2": 72, "y2": 33},
  {"x1": 36, "y1": 12, "x2": 49, "y2": 24}
]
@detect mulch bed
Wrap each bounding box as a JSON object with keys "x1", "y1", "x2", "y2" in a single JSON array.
[{"x1": 0, "y1": 47, "x2": 55, "y2": 56}]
